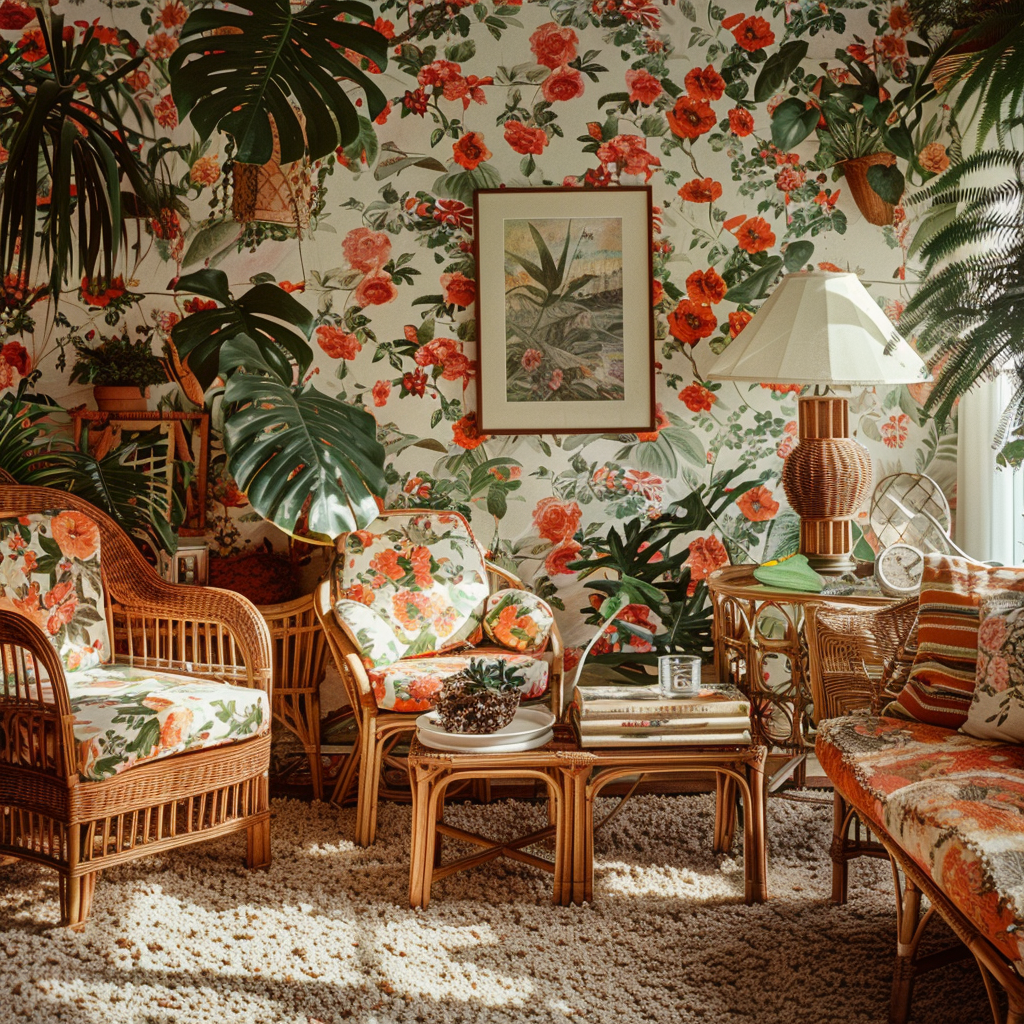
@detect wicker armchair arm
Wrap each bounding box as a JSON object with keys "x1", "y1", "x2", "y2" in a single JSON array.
[
  {"x1": 806, "y1": 598, "x2": 918, "y2": 724},
  {"x1": 485, "y1": 559, "x2": 525, "y2": 589},
  {"x1": 112, "y1": 582, "x2": 273, "y2": 696},
  {"x1": 0, "y1": 611, "x2": 78, "y2": 777}
]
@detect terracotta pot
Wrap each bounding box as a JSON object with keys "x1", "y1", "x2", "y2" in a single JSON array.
[
  {"x1": 841, "y1": 152, "x2": 900, "y2": 226},
  {"x1": 93, "y1": 385, "x2": 150, "y2": 413}
]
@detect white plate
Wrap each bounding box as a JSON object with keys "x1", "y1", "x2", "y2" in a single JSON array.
[
  {"x1": 416, "y1": 728, "x2": 554, "y2": 754},
  {"x1": 416, "y1": 707, "x2": 556, "y2": 748}
]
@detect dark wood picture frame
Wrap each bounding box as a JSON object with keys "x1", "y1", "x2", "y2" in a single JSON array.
[{"x1": 473, "y1": 186, "x2": 655, "y2": 435}]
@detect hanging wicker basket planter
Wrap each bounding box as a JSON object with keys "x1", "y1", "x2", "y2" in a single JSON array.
[
  {"x1": 841, "y1": 152, "x2": 900, "y2": 226},
  {"x1": 231, "y1": 112, "x2": 311, "y2": 231}
]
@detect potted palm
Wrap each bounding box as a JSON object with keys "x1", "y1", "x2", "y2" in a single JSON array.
[{"x1": 70, "y1": 330, "x2": 168, "y2": 412}]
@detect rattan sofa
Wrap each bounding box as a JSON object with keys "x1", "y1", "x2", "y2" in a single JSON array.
[
  {"x1": 809, "y1": 600, "x2": 1024, "y2": 1024},
  {"x1": 0, "y1": 485, "x2": 273, "y2": 928}
]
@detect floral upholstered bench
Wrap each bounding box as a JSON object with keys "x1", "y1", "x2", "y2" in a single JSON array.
[
  {"x1": 810, "y1": 554, "x2": 1024, "y2": 1024},
  {"x1": 0, "y1": 489, "x2": 273, "y2": 928}
]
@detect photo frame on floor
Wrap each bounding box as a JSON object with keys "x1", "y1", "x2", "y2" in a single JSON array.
[{"x1": 473, "y1": 186, "x2": 655, "y2": 435}]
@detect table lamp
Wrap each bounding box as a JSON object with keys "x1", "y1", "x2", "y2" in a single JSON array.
[{"x1": 706, "y1": 271, "x2": 930, "y2": 572}]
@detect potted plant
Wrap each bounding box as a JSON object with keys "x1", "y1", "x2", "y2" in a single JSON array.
[
  {"x1": 70, "y1": 330, "x2": 168, "y2": 412},
  {"x1": 0, "y1": 9, "x2": 167, "y2": 305}
]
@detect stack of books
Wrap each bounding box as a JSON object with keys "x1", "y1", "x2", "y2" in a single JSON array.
[{"x1": 569, "y1": 682, "x2": 751, "y2": 747}]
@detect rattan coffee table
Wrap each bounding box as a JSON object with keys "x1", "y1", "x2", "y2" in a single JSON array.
[
  {"x1": 406, "y1": 727, "x2": 592, "y2": 908},
  {"x1": 565, "y1": 741, "x2": 769, "y2": 905}
]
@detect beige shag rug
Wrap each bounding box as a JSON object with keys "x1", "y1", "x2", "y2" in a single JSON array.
[{"x1": 0, "y1": 793, "x2": 992, "y2": 1024}]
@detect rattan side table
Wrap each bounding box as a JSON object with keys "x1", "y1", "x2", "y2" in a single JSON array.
[
  {"x1": 406, "y1": 728, "x2": 593, "y2": 909},
  {"x1": 566, "y1": 742, "x2": 769, "y2": 905},
  {"x1": 708, "y1": 566, "x2": 894, "y2": 759}
]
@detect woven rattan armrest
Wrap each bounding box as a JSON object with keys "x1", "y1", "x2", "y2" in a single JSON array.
[{"x1": 806, "y1": 598, "x2": 918, "y2": 724}]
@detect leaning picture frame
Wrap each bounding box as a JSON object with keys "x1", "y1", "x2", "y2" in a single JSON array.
[{"x1": 473, "y1": 186, "x2": 655, "y2": 435}]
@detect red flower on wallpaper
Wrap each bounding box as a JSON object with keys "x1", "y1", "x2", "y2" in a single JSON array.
[
  {"x1": 729, "y1": 310, "x2": 753, "y2": 338},
  {"x1": 80, "y1": 276, "x2": 125, "y2": 308},
  {"x1": 371, "y1": 380, "x2": 391, "y2": 407},
  {"x1": 342, "y1": 227, "x2": 391, "y2": 272},
  {"x1": 0, "y1": 3, "x2": 34, "y2": 30},
  {"x1": 636, "y1": 403, "x2": 669, "y2": 442},
  {"x1": 881, "y1": 412, "x2": 910, "y2": 448},
  {"x1": 679, "y1": 382, "x2": 717, "y2": 413},
  {"x1": 731, "y1": 16, "x2": 775, "y2": 52},
  {"x1": 596, "y1": 135, "x2": 660, "y2": 181},
  {"x1": 734, "y1": 216, "x2": 776, "y2": 254},
  {"x1": 736, "y1": 486, "x2": 780, "y2": 522},
  {"x1": 440, "y1": 272, "x2": 475, "y2": 308},
  {"x1": 504, "y1": 120, "x2": 548, "y2": 155},
  {"x1": 685, "y1": 269, "x2": 727, "y2": 305},
  {"x1": 626, "y1": 68, "x2": 662, "y2": 105},
  {"x1": 728, "y1": 108, "x2": 755, "y2": 136},
  {"x1": 355, "y1": 272, "x2": 398, "y2": 307},
  {"x1": 2, "y1": 341, "x2": 30, "y2": 376},
  {"x1": 542, "y1": 66, "x2": 585, "y2": 103},
  {"x1": 686, "y1": 535, "x2": 729, "y2": 592},
  {"x1": 452, "y1": 131, "x2": 491, "y2": 169},
  {"x1": 402, "y1": 368, "x2": 428, "y2": 397},
  {"x1": 530, "y1": 22, "x2": 578, "y2": 68},
  {"x1": 533, "y1": 497, "x2": 582, "y2": 545},
  {"x1": 761, "y1": 382, "x2": 803, "y2": 394},
  {"x1": 678, "y1": 177, "x2": 723, "y2": 203},
  {"x1": 316, "y1": 325, "x2": 362, "y2": 359},
  {"x1": 452, "y1": 411, "x2": 488, "y2": 450},
  {"x1": 668, "y1": 300, "x2": 717, "y2": 346},
  {"x1": 684, "y1": 64, "x2": 725, "y2": 101},
  {"x1": 545, "y1": 539, "x2": 582, "y2": 577},
  {"x1": 666, "y1": 96, "x2": 717, "y2": 140}
]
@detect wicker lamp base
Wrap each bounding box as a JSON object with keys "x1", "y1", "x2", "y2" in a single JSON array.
[{"x1": 781, "y1": 395, "x2": 872, "y2": 572}]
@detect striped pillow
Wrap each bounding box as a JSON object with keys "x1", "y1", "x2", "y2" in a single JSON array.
[{"x1": 884, "y1": 554, "x2": 1024, "y2": 728}]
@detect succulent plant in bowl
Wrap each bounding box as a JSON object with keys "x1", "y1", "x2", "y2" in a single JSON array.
[{"x1": 434, "y1": 658, "x2": 526, "y2": 734}]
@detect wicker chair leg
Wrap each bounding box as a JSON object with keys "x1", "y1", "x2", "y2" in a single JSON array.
[
  {"x1": 332, "y1": 748, "x2": 361, "y2": 808},
  {"x1": 355, "y1": 724, "x2": 385, "y2": 847},
  {"x1": 831, "y1": 791, "x2": 852, "y2": 905},
  {"x1": 245, "y1": 816, "x2": 272, "y2": 869},
  {"x1": 889, "y1": 868, "x2": 923, "y2": 1024},
  {"x1": 59, "y1": 871, "x2": 98, "y2": 930}
]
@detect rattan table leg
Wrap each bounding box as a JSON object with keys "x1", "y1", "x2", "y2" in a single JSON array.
[
  {"x1": 407, "y1": 766, "x2": 436, "y2": 909},
  {"x1": 714, "y1": 774, "x2": 739, "y2": 855},
  {"x1": 744, "y1": 749, "x2": 768, "y2": 905},
  {"x1": 556, "y1": 763, "x2": 589, "y2": 906}
]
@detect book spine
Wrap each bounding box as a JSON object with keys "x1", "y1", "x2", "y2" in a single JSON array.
[
  {"x1": 580, "y1": 716, "x2": 751, "y2": 733},
  {"x1": 579, "y1": 702, "x2": 750, "y2": 718},
  {"x1": 579, "y1": 731, "x2": 752, "y2": 747}
]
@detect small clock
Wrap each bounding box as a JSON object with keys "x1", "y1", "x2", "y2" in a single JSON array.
[{"x1": 875, "y1": 543, "x2": 925, "y2": 597}]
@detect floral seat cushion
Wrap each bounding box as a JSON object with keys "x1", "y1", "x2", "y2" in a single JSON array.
[
  {"x1": 57, "y1": 663, "x2": 270, "y2": 781},
  {"x1": 370, "y1": 652, "x2": 549, "y2": 712},
  {"x1": 334, "y1": 512, "x2": 490, "y2": 657},
  {"x1": 817, "y1": 715, "x2": 1024, "y2": 970},
  {"x1": 0, "y1": 511, "x2": 111, "y2": 673}
]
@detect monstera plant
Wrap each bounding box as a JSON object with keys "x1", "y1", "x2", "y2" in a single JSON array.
[
  {"x1": 0, "y1": 10, "x2": 163, "y2": 304},
  {"x1": 171, "y1": 271, "x2": 386, "y2": 542},
  {"x1": 169, "y1": 0, "x2": 389, "y2": 165}
]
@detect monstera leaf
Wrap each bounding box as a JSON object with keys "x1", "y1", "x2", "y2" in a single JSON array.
[
  {"x1": 0, "y1": 12, "x2": 162, "y2": 303},
  {"x1": 169, "y1": 0, "x2": 389, "y2": 165},
  {"x1": 219, "y1": 337, "x2": 386, "y2": 541},
  {"x1": 171, "y1": 269, "x2": 315, "y2": 390}
]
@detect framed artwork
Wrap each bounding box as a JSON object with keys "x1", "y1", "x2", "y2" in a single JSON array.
[{"x1": 474, "y1": 186, "x2": 655, "y2": 435}]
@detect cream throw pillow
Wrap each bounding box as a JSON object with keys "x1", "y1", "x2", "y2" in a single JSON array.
[{"x1": 961, "y1": 596, "x2": 1024, "y2": 743}]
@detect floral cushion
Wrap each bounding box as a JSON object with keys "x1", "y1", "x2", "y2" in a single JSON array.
[
  {"x1": 369, "y1": 652, "x2": 549, "y2": 712},
  {"x1": 334, "y1": 512, "x2": 489, "y2": 658},
  {"x1": 62, "y1": 663, "x2": 270, "y2": 781},
  {"x1": 333, "y1": 598, "x2": 408, "y2": 669},
  {"x1": 817, "y1": 715, "x2": 1024, "y2": 970},
  {"x1": 963, "y1": 596, "x2": 1024, "y2": 743},
  {"x1": 482, "y1": 589, "x2": 554, "y2": 653},
  {"x1": 0, "y1": 511, "x2": 111, "y2": 673}
]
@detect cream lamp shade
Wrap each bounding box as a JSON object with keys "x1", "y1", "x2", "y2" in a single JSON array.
[
  {"x1": 705, "y1": 270, "x2": 929, "y2": 386},
  {"x1": 705, "y1": 270, "x2": 930, "y2": 572}
]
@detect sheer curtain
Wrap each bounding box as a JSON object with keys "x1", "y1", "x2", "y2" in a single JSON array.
[{"x1": 954, "y1": 373, "x2": 1022, "y2": 564}]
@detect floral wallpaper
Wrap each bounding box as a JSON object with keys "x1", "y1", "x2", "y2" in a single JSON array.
[{"x1": 0, "y1": 0, "x2": 958, "y2": 657}]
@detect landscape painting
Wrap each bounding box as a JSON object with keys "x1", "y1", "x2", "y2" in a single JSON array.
[{"x1": 502, "y1": 216, "x2": 625, "y2": 403}]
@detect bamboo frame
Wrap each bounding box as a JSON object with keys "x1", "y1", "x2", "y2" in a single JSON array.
[
  {"x1": 810, "y1": 599, "x2": 1024, "y2": 1024},
  {"x1": 0, "y1": 485, "x2": 273, "y2": 929},
  {"x1": 259, "y1": 593, "x2": 330, "y2": 799},
  {"x1": 313, "y1": 509, "x2": 565, "y2": 846}
]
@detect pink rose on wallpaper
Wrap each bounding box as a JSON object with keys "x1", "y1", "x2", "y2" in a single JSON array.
[
  {"x1": 355, "y1": 272, "x2": 398, "y2": 306},
  {"x1": 452, "y1": 131, "x2": 491, "y2": 170},
  {"x1": 542, "y1": 67, "x2": 585, "y2": 103},
  {"x1": 530, "y1": 22, "x2": 578, "y2": 68},
  {"x1": 342, "y1": 227, "x2": 391, "y2": 273},
  {"x1": 626, "y1": 68, "x2": 662, "y2": 105},
  {"x1": 504, "y1": 120, "x2": 548, "y2": 155},
  {"x1": 679, "y1": 382, "x2": 717, "y2": 413},
  {"x1": 441, "y1": 272, "x2": 475, "y2": 308},
  {"x1": 545, "y1": 540, "x2": 582, "y2": 577},
  {"x1": 532, "y1": 498, "x2": 581, "y2": 544},
  {"x1": 316, "y1": 325, "x2": 362, "y2": 360}
]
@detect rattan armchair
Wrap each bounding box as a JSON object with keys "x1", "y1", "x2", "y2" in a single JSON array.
[
  {"x1": 0, "y1": 485, "x2": 273, "y2": 928},
  {"x1": 314, "y1": 516, "x2": 564, "y2": 847}
]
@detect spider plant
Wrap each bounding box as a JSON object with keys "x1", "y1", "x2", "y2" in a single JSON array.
[{"x1": 0, "y1": 9, "x2": 164, "y2": 305}]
